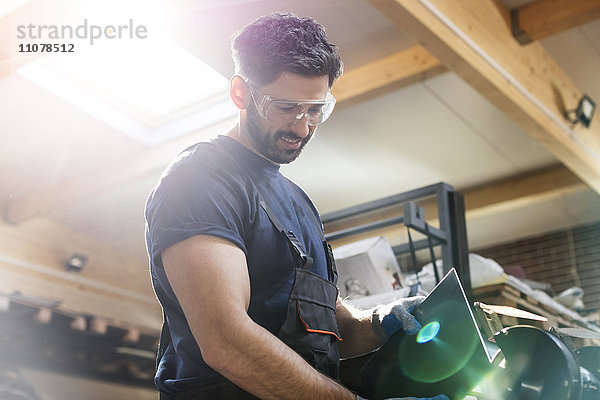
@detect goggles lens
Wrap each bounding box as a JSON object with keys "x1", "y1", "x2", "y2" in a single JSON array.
[{"x1": 253, "y1": 91, "x2": 336, "y2": 126}]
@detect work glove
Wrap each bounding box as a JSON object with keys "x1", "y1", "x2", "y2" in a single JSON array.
[
  {"x1": 371, "y1": 296, "x2": 425, "y2": 340},
  {"x1": 357, "y1": 395, "x2": 449, "y2": 400}
]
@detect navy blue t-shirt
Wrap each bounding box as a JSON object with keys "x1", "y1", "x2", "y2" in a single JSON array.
[{"x1": 145, "y1": 135, "x2": 329, "y2": 392}]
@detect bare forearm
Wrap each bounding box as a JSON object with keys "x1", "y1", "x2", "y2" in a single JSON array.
[
  {"x1": 336, "y1": 299, "x2": 383, "y2": 359},
  {"x1": 204, "y1": 317, "x2": 354, "y2": 400}
]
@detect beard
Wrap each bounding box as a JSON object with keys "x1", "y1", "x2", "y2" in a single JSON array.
[{"x1": 245, "y1": 105, "x2": 314, "y2": 164}]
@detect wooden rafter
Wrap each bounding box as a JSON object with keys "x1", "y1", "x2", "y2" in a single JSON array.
[
  {"x1": 324, "y1": 164, "x2": 586, "y2": 246},
  {"x1": 368, "y1": 0, "x2": 600, "y2": 194},
  {"x1": 512, "y1": 0, "x2": 600, "y2": 44},
  {"x1": 462, "y1": 164, "x2": 587, "y2": 219},
  {"x1": 333, "y1": 45, "x2": 447, "y2": 107},
  {"x1": 0, "y1": 215, "x2": 161, "y2": 329}
]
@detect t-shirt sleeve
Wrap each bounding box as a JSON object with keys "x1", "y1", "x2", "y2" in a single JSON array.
[{"x1": 145, "y1": 158, "x2": 249, "y2": 268}]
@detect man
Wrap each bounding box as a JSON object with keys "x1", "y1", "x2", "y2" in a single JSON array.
[{"x1": 145, "y1": 12, "x2": 448, "y2": 400}]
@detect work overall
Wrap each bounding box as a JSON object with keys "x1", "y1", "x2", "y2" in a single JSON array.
[{"x1": 158, "y1": 189, "x2": 341, "y2": 400}]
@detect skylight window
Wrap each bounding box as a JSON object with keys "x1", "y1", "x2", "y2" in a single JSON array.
[{"x1": 18, "y1": 36, "x2": 237, "y2": 146}]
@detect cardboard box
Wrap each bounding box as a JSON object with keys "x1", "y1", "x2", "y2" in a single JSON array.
[{"x1": 333, "y1": 236, "x2": 403, "y2": 299}]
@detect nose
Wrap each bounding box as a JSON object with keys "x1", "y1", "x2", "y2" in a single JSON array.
[{"x1": 290, "y1": 112, "x2": 311, "y2": 138}]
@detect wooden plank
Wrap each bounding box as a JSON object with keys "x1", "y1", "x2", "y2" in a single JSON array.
[
  {"x1": 0, "y1": 295, "x2": 10, "y2": 312},
  {"x1": 0, "y1": 218, "x2": 154, "y2": 298},
  {"x1": 35, "y1": 307, "x2": 53, "y2": 324},
  {"x1": 367, "y1": 0, "x2": 600, "y2": 194},
  {"x1": 90, "y1": 317, "x2": 108, "y2": 335},
  {"x1": 333, "y1": 45, "x2": 447, "y2": 107},
  {"x1": 472, "y1": 283, "x2": 504, "y2": 297},
  {"x1": 474, "y1": 283, "x2": 598, "y2": 336},
  {"x1": 123, "y1": 327, "x2": 141, "y2": 343},
  {"x1": 502, "y1": 291, "x2": 573, "y2": 327},
  {"x1": 513, "y1": 0, "x2": 600, "y2": 44},
  {"x1": 462, "y1": 164, "x2": 587, "y2": 219},
  {"x1": 0, "y1": 218, "x2": 162, "y2": 330},
  {"x1": 0, "y1": 264, "x2": 161, "y2": 330},
  {"x1": 501, "y1": 285, "x2": 521, "y2": 298},
  {"x1": 71, "y1": 316, "x2": 87, "y2": 331}
]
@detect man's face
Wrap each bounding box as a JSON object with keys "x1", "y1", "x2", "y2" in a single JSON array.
[{"x1": 242, "y1": 72, "x2": 330, "y2": 164}]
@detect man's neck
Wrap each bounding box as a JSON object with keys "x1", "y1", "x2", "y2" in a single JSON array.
[{"x1": 226, "y1": 121, "x2": 278, "y2": 166}]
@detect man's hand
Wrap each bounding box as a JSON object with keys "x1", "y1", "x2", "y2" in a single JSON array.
[
  {"x1": 366, "y1": 298, "x2": 449, "y2": 400},
  {"x1": 371, "y1": 296, "x2": 425, "y2": 340},
  {"x1": 357, "y1": 395, "x2": 449, "y2": 400}
]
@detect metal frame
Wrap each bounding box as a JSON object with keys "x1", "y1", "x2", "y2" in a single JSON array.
[{"x1": 322, "y1": 182, "x2": 471, "y2": 295}]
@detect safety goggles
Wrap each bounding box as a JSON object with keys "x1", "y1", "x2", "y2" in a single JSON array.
[{"x1": 250, "y1": 89, "x2": 336, "y2": 127}]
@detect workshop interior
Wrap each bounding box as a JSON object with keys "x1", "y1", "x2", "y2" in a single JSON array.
[{"x1": 1, "y1": 0, "x2": 600, "y2": 399}]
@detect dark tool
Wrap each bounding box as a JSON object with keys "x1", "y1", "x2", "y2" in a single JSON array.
[
  {"x1": 360, "y1": 269, "x2": 493, "y2": 399},
  {"x1": 359, "y1": 269, "x2": 600, "y2": 400},
  {"x1": 490, "y1": 326, "x2": 600, "y2": 400}
]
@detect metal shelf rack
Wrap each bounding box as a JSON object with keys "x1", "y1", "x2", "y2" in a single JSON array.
[{"x1": 321, "y1": 182, "x2": 472, "y2": 296}]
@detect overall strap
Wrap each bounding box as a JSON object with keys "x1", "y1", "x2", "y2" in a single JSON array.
[
  {"x1": 284, "y1": 179, "x2": 338, "y2": 284},
  {"x1": 258, "y1": 191, "x2": 313, "y2": 271},
  {"x1": 284, "y1": 179, "x2": 326, "y2": 242},
  {"x1": 211, "y1": 138, "x2": 312, "y2": 270}
]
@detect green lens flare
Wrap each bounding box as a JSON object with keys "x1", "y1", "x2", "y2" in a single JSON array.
[{"x1": 416, "y1": 321, "x2": 440, "y2": 344}]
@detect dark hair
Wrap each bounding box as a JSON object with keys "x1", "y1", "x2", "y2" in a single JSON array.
[{"x1": 231, "y1": 12, "x2": 343, "y2": 88}]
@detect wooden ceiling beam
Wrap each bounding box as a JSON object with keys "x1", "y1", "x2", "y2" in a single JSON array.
[
  {"x1": 324, "y1": 164, "x2": 586, "y2": 246},
  {"x1": 368, "y1": 0, "x2": 600, "y2": 195},
  {"x1": 512, "y1": 0, "x2": 600, "y2": 45},
  {"x1": 333, "y1": 45, "x2": 447, "y2": 107},
  {"x1": 462, "y1": 164, "x2": 587, "y2": 219},
  {"x1": 0, "y1": 218, "x2": 162, "y2": 329}
]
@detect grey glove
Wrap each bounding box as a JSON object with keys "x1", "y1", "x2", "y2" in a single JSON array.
[
  {"x1": 356, "y1": 395, "x2": 449, "y2": 400},
  {"x1": 371, "y1": 296, "x2": 425, "y2": 340}
]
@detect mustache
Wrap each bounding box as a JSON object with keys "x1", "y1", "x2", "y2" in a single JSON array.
[
  {"x1": 274, "y1": 130, "x2": 310, "y2": 142},
  {"x1": 275, "y1": 130, "x2": 299, "y2": 140}
]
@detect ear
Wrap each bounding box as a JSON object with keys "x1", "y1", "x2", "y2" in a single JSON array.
[{"x1": 230, "y1": 75, "x2": 251, "y2": 110}]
